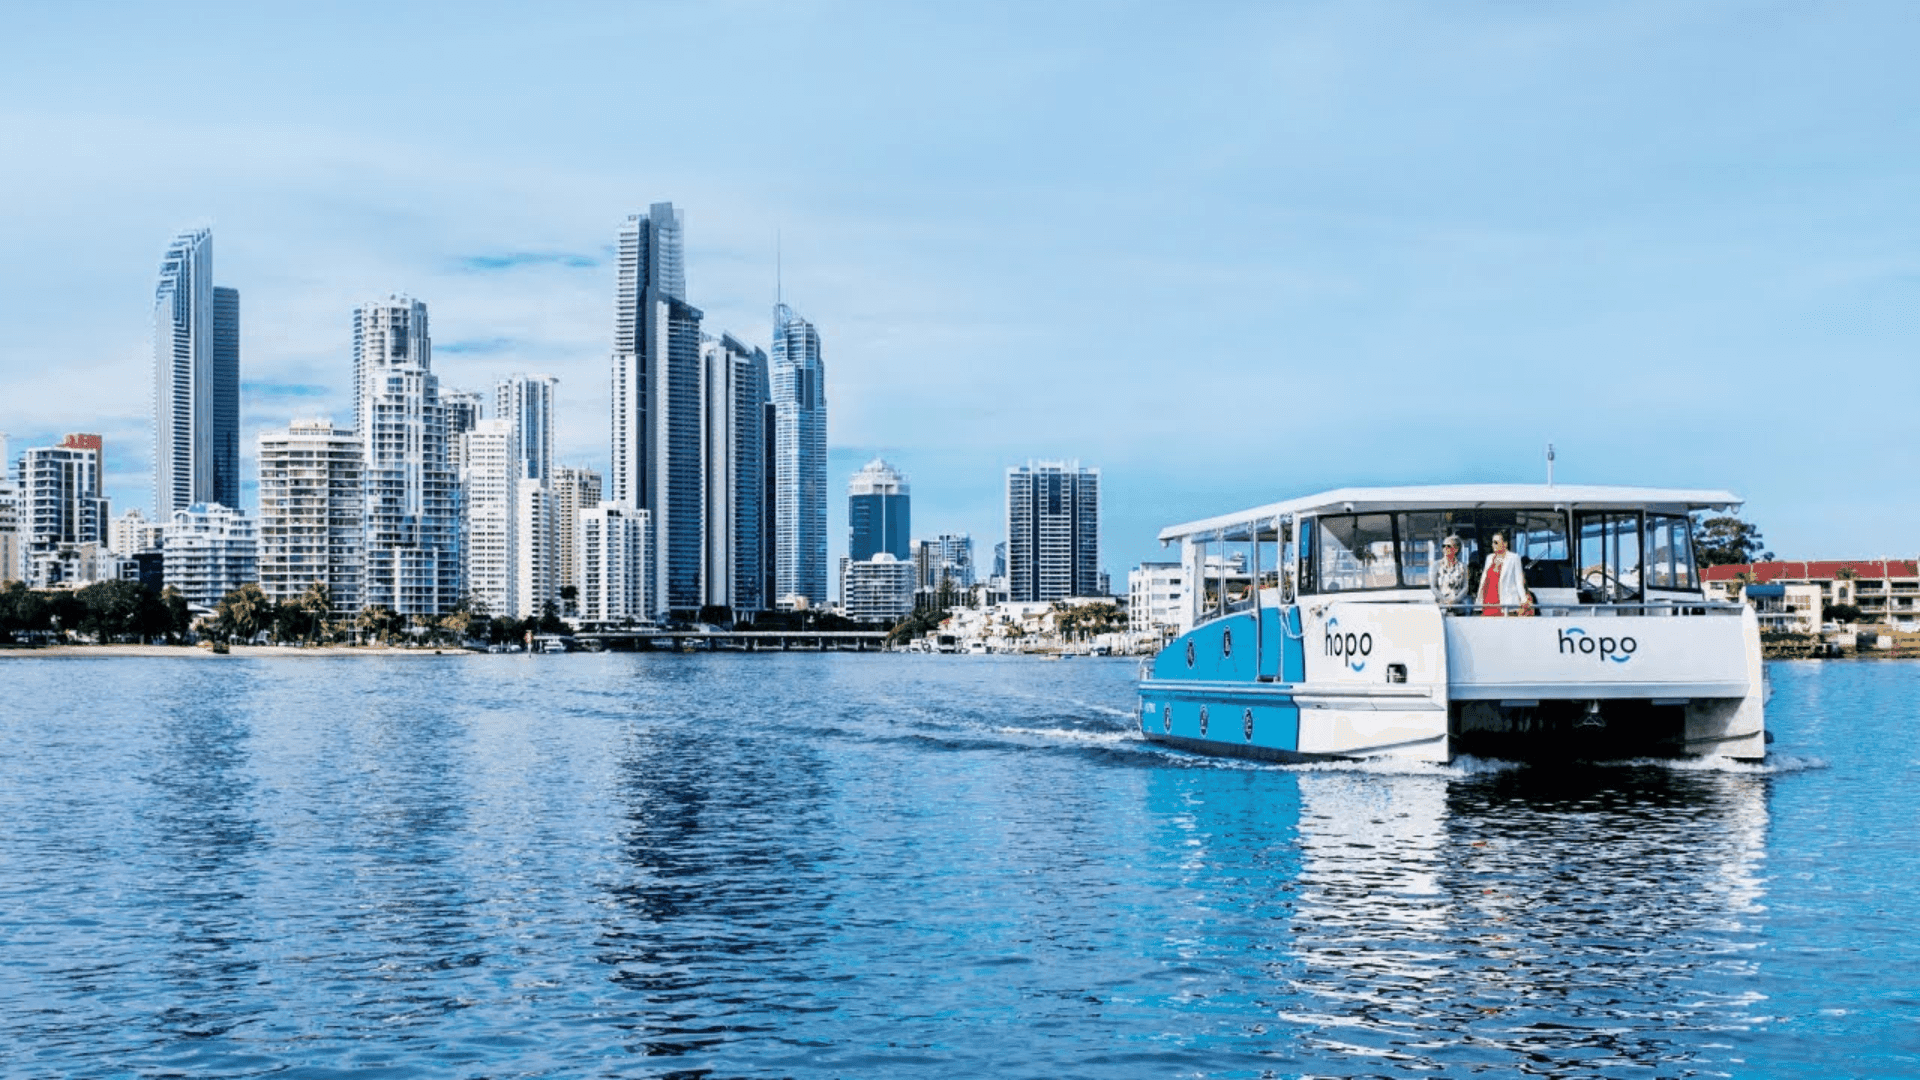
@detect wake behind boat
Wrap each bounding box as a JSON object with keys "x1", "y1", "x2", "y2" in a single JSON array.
[{"x1": 1137, "y1": 485, "x2": 1766, "y2": 763}]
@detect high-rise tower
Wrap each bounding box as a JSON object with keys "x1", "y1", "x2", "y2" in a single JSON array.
[
  {"x1": 496, "y1": 374, "x2": 558, "y2": 483},
  {"x1": 610, "y1": 203, "x2": 704, "y2": 616},
  {"x1": 847, "y1": 458, "x2": 909, "y2": 563},
  {"x1": 702, "y1": 333, "x2": 770, "y2": 616},
  {"x1": 1005, "y1": 461, "x2": 1100, "y2": 602},
  {"x1": 354, "y1": 295, "x2": 458, "y2": 616},
  {"x1": 152, "y1": 228, "x2": 240, "y2": 518},
  {"x1": 772, "y1": 302, "x2": 827, "y2": 609}
]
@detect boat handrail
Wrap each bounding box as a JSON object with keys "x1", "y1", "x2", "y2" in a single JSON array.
[{"x1": 1192, "y1": 598, "x2": 1748, "y2": 626}]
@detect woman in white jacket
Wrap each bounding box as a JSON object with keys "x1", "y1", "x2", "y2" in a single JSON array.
[{"x1": 1478, "y1": 532, "x2": 1531, "y2": 616}]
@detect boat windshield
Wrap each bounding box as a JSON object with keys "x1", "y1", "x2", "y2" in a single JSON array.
[{"x1": 1304, "y1": 509, "x2": 1638, "y2": 596}]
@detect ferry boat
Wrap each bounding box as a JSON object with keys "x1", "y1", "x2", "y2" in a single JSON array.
[{"x1": 1138, "y1": 485, "x2": 1766, "y2": 763}]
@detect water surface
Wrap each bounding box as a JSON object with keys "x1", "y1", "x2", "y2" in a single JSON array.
[{"x1": 0, "y1": 654, "x2": 1913, "y2": 1077}]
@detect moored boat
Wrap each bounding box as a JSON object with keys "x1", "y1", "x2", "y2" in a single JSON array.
[{"x1": 1137, "y1": 485, "x2": 1766, "y2": 763}]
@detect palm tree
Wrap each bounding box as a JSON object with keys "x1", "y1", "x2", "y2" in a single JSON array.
[
  {"x1": 297, "y1": 582, "x2": 332, "y2": 644},
  {"x1": 214, "y1": 583, "x2": 274, "y2": 643},
  {"x1": 356, "y1": 604, "x2": 398, "y2": 645}
]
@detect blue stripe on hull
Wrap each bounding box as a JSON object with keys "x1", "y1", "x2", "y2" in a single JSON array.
[
  {"x1": 1140, "y1": 608, "x2": 1308, "y2": 755},
  {"x1": 1136, "y1": 693, "x2": 1302, "y2": 754}
]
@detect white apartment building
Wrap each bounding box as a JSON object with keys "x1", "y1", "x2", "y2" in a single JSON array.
[
  {"x1": 110, "y1": 509, "x2": 165, "y2": 557},
  {"x1": 163, "y1": 503, "x2": 257, "y2": 610},
  {"x1": 578, "y1": 502, "x2": 651, "y2": 626},
  {"x1": 1128, "y1": 561, "x2": 1191, "y2": 637},
  {"x1": 461, "y1": 419, "x2": 511, "y2": 617},
  {"x1": 356, "y1": 296, "x2": 458, "y2": 616},
  {"x1": 496, "y1": 374, "x2": 558, "y2": 483},
  {"x1": 257, "y1": 420, "x2": 363, "y2": 616},
  {"x1": 510, "y1": 481, "x2": 555, "y2": 620},
  {"x1": 841, "y1": 553, "x2": 916, "y2": 624}
]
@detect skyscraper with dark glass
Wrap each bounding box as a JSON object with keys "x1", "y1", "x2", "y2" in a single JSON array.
[
  {"x1": 702, "y1": 333, "x2": 769, "y2": 616},
  {"x1": 847, "y1": 458, "x2": 909, "y2": 562},
  {"x1": 772, "y1": 302, "x2": 827, "y2": 609},
  {"x1": 610, "y1": 202, "x2": 704, "y2": 617},
  {"x1": 152, "y1": 228, "x2": 240, "y2": 518}
]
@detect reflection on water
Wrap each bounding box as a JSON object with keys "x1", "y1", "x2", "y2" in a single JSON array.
[
  {"x1": 1280, "y1": 763, "x2": 1769, "y2": 1074},
  {"x1": 1, "y1": 654, "x2": 1911, "y2": 1079}
]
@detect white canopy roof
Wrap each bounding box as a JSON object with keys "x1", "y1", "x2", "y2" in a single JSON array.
[{"x1": 1158, "y1": 484, "x2": 1743, "y2": 544}]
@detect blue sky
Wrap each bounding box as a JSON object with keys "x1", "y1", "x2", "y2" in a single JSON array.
[{"x1": 2, "y1": 1, "x2": 1916, "y2": 576}]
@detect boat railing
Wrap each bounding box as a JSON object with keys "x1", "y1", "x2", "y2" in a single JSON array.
[{"x1": 1439, "y1": 601, "x2": 1747, "y2": 617}]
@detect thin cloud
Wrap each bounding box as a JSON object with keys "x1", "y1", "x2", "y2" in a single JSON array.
[
  {"x1": 436, "y1": 337, "x2": 520, "y2": 356},
  {"x1": 240, "y1": 381, "x2": 330, "y2": 400},
  {"x1": 454, "y1": 252, "x2": 600, "y2": 273}
]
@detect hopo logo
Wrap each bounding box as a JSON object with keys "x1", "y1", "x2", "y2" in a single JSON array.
[
  {"x1": 1558, "y1": 627, "x2": 1637, "y2": 664},
  {"x1": 1324, "y1": 617, "x2": 1372, "y2": 672}
]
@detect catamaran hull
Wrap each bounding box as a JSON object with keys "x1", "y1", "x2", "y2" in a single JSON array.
[{"x1": 1138, "y1": 603, "x2": 1766, "y2": 763}]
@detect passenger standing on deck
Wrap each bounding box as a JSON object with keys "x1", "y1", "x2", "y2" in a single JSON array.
[
  {"x1": 1478, "y1": 532, "x2": 1529, "y2": 616},
  {"x1": 1432, "y1": 535, "x2": 1470, "y2": 610}
]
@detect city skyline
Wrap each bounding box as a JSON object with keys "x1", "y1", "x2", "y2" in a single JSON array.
[{"x1": 4, "y1": 4, "x2": 1918, "y2": 577}]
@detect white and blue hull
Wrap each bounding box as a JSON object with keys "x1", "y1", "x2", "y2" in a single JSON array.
[{"x1": 1139, "y1": 602, "x2": 1766, "y2": 763}]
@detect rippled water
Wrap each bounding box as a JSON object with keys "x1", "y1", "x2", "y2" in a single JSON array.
[{"x1": 0, "y1": 654, "x2": 1914, "y2": 1077}]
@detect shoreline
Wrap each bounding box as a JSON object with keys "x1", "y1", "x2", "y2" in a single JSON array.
[{"x1": 2, "y1": 643, "x2": 481, "y2": 658}]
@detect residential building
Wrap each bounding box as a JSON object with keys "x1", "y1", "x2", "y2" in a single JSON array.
[
  {"x1": 355, "y1": 295, "x2": 459, "y2": 616},
  {"x1": 1128, "y1": 561, "x2": 1191, "y2": 637},
  {"x1": 841, "y1": 553, "x2": 916, "y2": 624},
  {"x1": 1704, "y1": 560, "x2": 1920, "y2": 626},
  {"x1": 110, "y1": 508, "x2": 164, "y2": 557},
  {"x1": 702, "y1": 333, "x2": 769, "y2": 616},
  {"x1": 772, "y1": 301, "x2": 827, "y2": 609},
  {"x1": 610, "y1": 202, "x2": 704, "y2": 616},
  {"x1": 496, "y1": 373, "x2": 558, "y2": 483},
  {"x1": 510, "y1": 481, "x2": 555, "y2": 620},
  {"x1": 914, "y1": 533, "x2": 976, "y2": 594},
  {"x1": 1005, "y1": 460, "x2": 1101, "y2": 602},
  {"x1": 163, "y1": 503, "x2": 257, "y2": 610},
  {"x1": 848, "y1": 458, "x2": 909, "y2": 563},
  {"x1": 578, "y1": 502, "x2": 651, "y2": 626},
  {"x1": 20, "y1": 443, "x2": 109, "y2": 587},
  {"x1": 442, "y1": 388, "x2": 484, "y2": 473},
  {"x1": 552, "y1": 466, "x2": 602, "y2": 614},
  {"x1": 461, "y1": 419, "x2": 512, "y2": 617},
  {"x1": 257, "y1": 420, "x2": 363, "y2": 616},
  {"x1": 152, "y1": 228, "x2": 240, "y2": 518},
  {"x1": 0, "y1": 462, "x2": 19, "y2": 585}
]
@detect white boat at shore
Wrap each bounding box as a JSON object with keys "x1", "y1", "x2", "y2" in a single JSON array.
[{"x1": 1138, "y1": 485, "x2": 1767, "y2": 763}]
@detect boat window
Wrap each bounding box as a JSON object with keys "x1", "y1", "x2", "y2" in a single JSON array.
[
  {"x1": 1508, "y1": 511, "x2": 1574, "y2": 589},
  {"x1": 1397, "y1": 511, "x2": 1480, "y2": 587},
  {"x1": 1578, "y1": 512, "x2": 1643, "y2": 602},
  {"x1": 1317, "y1": 514, "x2": 1398, "y2": 592},
  {"x1": 1643, "y1": 514, "x2": 1699, "y2": 591}
]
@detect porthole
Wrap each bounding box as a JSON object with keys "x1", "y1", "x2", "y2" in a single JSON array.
[
  {"x1": 1162, "y1": 704, "x2": 1172, "y2": 733},
  {"x1": 1222, "y1": 628, "x2": 1232, "y2": 657},
  {"x1": 1243, "y1": 707, "x2": 1255, "y2": 742},
  {"x1": 1185, "y1": 639, "x2": 1196, "y2": 668},
  {"x1": 1199, "y1": 704, "x2": 1210, "y2": 737}
]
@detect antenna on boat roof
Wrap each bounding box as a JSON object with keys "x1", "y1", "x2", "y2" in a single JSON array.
[{"x1": 1546, "y1": 443, "x2": 1556, "y2": 487}]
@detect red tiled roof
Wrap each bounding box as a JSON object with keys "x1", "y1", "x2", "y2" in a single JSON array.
[{"x1": 1701, "y1": 559, "x2": 1920, "y2": 582}]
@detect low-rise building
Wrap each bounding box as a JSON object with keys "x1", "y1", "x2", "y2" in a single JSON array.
[
  {"x1": 1128, "y1": 561, "x2": 1189, "y2": 637},
  {"x1": 1703, "y1": 560, "x2": 1919, "y2": 626}
]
